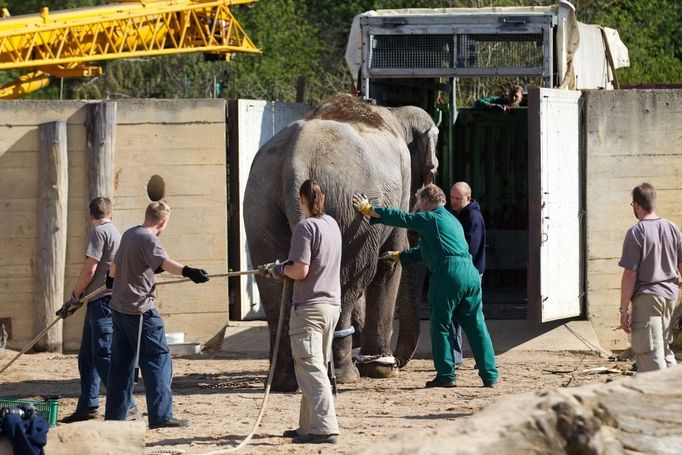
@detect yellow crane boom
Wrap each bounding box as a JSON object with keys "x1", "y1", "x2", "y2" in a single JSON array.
[{"x1": 0, "y1": 0, "x2": 260, "y2": 98}]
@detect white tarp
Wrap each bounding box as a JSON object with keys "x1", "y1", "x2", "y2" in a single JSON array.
[
  {"x1": 345, "y1": 1, "x2": 629, "y2": 90},
  {"x1": 557, "y1": 1, "x2": 629, "y2": 89}
]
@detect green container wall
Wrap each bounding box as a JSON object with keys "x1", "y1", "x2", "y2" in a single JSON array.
[{"x1": 437, "y1": 107, "x2": 528, "y2": 231}]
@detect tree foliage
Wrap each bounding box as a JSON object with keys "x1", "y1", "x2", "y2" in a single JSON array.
[{"x1": 0, "y1": 0, "x2": 679, "y2": 103}]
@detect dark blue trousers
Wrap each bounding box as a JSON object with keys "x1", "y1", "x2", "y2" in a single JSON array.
[
  {"x1": 449, "y1": 320, "x2": 463, "y2": 366},
  {"x1": 105, "y1": 308, "x2": 173, "y2": 426},
  {"x1": 76, "y1": 297, "x2": 113, "y2": 412}
]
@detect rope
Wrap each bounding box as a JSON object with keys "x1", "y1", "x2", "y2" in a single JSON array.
[
  {"x1": 0, "y1": 270, "x2": 258, "y2": 375},
  {"x1": 155, "y1": 270, "x2": 259, "y2": 287},
  {"x1": 193, "y1": 278, "x2": 290, "y2": 454},
  {"x1": 0, "y1": 285, "x2": 107, "y2": 376},
  {"x1": 563, "y1": 323, "x2": 612, "y2": 358},
  {"x1": 3, "y1": 268, "x2": 289, "y2": 454}
]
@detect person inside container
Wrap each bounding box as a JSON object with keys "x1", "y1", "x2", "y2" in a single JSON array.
[{"x1": 474, "y1": 84, "x2": 524, "y2": 111}]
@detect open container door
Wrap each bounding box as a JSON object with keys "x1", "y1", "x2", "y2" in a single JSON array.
[
  {"x1": 227, "y1": 100, "x2": 309, "y2": 320},
  {"x1": 527, "y1": 87, "x2": 583, "y2": 322}
]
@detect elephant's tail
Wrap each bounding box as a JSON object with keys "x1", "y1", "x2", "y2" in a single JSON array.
[{"x1": 282, "y1": 174, "x2": 305, "y2": 231}]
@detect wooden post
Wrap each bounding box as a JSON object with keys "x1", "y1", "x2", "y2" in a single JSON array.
[
  {"x1": 295, "y1": 76, "x2": 306, "y2": 103},
  {"x1": 35, "y1": 121, "x2": 68, "y2": 352},
  {"x1": 86, "y1": 101, "x2": 116, "y2": 205}
]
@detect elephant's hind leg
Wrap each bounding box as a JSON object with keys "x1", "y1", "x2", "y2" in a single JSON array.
[{"x1": 333, "y1": 292, "x2": 361, "y2": 384}]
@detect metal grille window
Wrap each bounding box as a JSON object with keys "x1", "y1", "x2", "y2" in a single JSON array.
[
  {"x1": 456, "y1": 34, "x2": 543, "y2": 69},
  {"x1": 369, "y1": 33, "x2": 543, "y2": 71},
  {"x1": 371, "y1": 34, "x2": 452, "y2": 69}
]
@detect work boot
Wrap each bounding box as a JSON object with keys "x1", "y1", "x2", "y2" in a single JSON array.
[
  {"x1": 149, "y1": 417, "x2": 190, "y2": 429},
  {"x1": 126, "y1": 406, "x2": 143, "y2": 421},
  {"x1": 292, "y1": 434, "x2": 337, "y2": 444},
  {"x1": 425, "y1": 377, "x2": 456, "y2": 388},
  {"x1": 60, "y1": 407, "x2": 99, "y2": 423},
  {"x1": 283, "y1": 429, "x2": 303, "y2": 438}
]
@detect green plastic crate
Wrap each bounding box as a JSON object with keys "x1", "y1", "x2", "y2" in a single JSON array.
[{"x1": 0, "y1": 397, "x2": 59, "y2": 426}]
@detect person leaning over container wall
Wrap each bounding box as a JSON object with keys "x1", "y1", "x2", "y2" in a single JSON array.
[
  {"x1": 618, "y1": 183, "x2": 682, "y2": 372},
  {"x1": 353, "y1": 184, "x2": 498, "y2": 389},
  {"x1": 474, "y1": 83, "x2": 524, "y2": 111}
]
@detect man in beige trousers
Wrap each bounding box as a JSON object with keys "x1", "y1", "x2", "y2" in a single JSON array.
[{"x1": 619, "y1": 182, "x2": 682, "y2": 372}]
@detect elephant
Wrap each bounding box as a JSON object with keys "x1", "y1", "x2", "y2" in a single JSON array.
[{"x1": 243, "y1": 94, "x2": 438, "y2": 392}]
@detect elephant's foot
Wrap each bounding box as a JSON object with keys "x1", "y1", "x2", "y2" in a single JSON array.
[
  {"x1": 334, "y1": 358, "x2": 360, "y2": 384},
  {"x1": 357, "y1": 362, "x2": 397, "y2": 378},
  {"x1": 268, "y1": 374, "x2": 300, "y2": 393}
]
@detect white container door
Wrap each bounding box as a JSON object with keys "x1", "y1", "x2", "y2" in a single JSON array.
[
  {"x1": 527, "y1": 88, "x2": 583, "y2": 322},
  {"x1": 228, "y1": 100, "x2": 310, "y2": 320}
]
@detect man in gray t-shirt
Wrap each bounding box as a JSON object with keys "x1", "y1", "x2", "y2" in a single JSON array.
[
  {"x1": 104, "y1": 201, "x2": 209, "y2": 429},
  {"x1": 110, "y1": 225, "x2": 170, "y2": 314},
  {"x1": 60, "y1": 197, "x2": 129, "y2": 423},
  {"x1": 618, "y1": 183, "x2": 682, "y2": 372}
]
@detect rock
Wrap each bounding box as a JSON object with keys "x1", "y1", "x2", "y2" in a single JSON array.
[
  {"x1": 360, "y1": 365, "x2": 682, "y2": 455},
  {"x1": 1, "y1": 420, "x2": 145, "y2": 454}
]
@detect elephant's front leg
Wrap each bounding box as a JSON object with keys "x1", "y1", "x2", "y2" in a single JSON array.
[{"x1": 357, "y1": 233, "x2": 405, "y2": 378}]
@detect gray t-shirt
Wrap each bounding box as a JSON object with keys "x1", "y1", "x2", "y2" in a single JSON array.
[
  {"x1": 84, "y1": 221, "x2": 121, "y2": 297},
  {"x1": 110, "y1": 225, "x2": 169, "y2": 315},
  {"x1": 288, "y1": 214, "x2": 342, "y2": 306},
  {"x1": 619, "y1": 217, "x2": 682, "y2": 300}
]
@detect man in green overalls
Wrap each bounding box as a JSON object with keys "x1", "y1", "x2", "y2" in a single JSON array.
[{"x1": 353, "y1": 184, "x2": 498, "y2": 388}]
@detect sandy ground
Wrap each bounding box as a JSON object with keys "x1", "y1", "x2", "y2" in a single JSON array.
[{"x1": 0, "y1": 344, "x2": 635, "y2": 455}]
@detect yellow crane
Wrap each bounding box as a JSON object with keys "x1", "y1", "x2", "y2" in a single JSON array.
[{"x1": 0, "y1": 0, "x2": 260, "y2": 98}]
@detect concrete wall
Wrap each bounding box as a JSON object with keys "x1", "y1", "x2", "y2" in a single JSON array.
[
  {"x1": 0, "y1": 100, "x2": 229, "y2": 350},
  {"x1": 585, "y1": 89, "x2": 682, "y2": 351}
]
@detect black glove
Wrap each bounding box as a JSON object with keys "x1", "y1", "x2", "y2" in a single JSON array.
[
  {"x1": 55, "y1": 293, "x2": 83, "y2": 319},
  {"x1": 154, "y1": 265, "x2": 164, "y2": 274},
  {"x1": 182, "y1": 266, "x2": 209, "y2": 283},
  {"x1": 105, "y1": 272, "x2": 114, "y2": 289}
]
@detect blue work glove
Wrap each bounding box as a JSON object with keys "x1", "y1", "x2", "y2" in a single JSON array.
[
  {"x1": 258, "y1": 260, "x2": 291, "y2": 281},
  {"x1": 182, "y1": 266, "x2": 210, "y2": 283},
  {"x1": 352, "y1": 193, "x2": 372, "y2": 216},
  {"x1": 55, "y1": 293, "x2": 83, "y2": 319}
]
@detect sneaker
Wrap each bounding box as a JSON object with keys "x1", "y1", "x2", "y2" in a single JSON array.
[
  {"x1": 425, "y1": 377, "x2": 456, "y2": 388},
  {"x1": 126, "y1": 406, "x2": 143, "y2": 421},
  {"x1": 292, "y1": 434, "x2": 337, "y2": 444},
  {"x1": 149, "y1": 417, "x2": 190, "y2": 429},
  {"x1": 283, "y1": 429, "x2": 302, "y2": 438},
  {"x1": 483, "y1": 381, "x2": 497, "y2": 389},
  {"x1": 60, "y1": 408, "x2": 99, "y2": 423}
]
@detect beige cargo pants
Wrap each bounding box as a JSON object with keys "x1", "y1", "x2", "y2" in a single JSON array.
[
  {"x1": 630, "y1": 293, "x2": 677, "y2": 372},
  {"x1": 289, "y1": 303, "x2": 340, "y2": 436}
]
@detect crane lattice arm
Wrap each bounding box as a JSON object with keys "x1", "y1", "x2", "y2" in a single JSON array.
[{"x1": 0, "y1": 0, "x2": 260, "y2": 98}]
